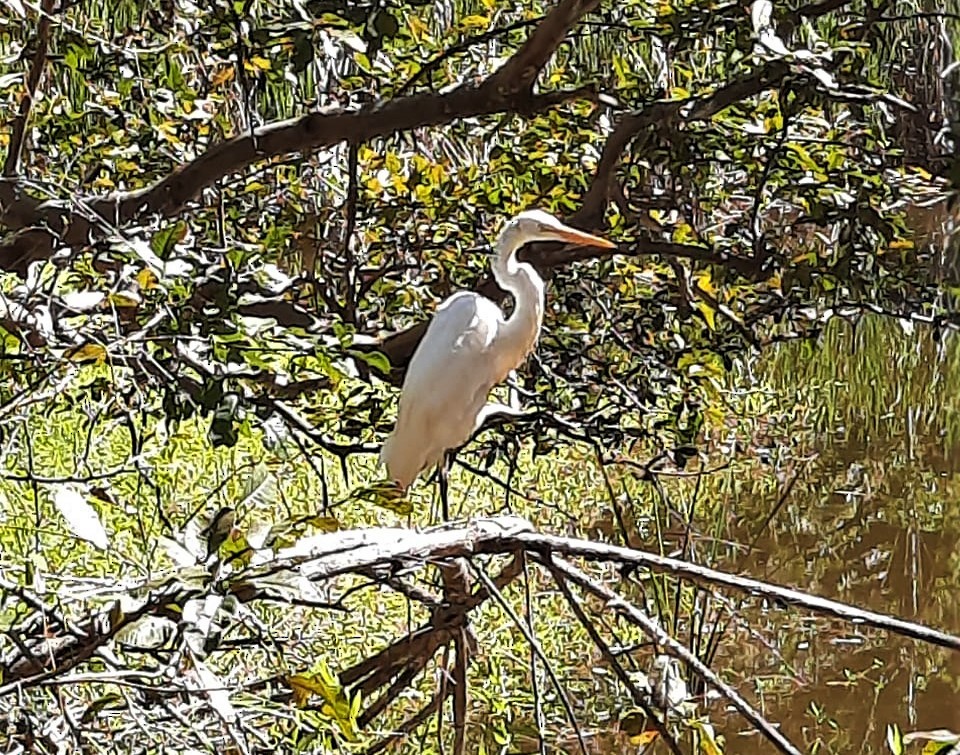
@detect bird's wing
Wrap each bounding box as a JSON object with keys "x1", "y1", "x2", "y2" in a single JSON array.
[
  {"x1": 382, "y1": 293, "x2": 504, "y2": 485},
  {"x1": 402, "y1": 291, "x2": 503, "y2": 407}
]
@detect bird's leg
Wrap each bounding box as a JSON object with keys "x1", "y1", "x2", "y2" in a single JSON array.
[{"x1": 438, "y1": 453, "x2": 450, "y2": 521}]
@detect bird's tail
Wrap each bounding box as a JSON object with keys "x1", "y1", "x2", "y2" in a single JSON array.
[{"x1": 379, "y1": 426, "x2": 422, "y2": 490}]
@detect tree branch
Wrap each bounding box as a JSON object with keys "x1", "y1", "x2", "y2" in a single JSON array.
[
  {"x1": 0, "y1": 0, "x2": 605, "y2": 274},
  {"x1": 2, "y1": 0, "x2": 55, "y2": 178},
  {"x1": 487, "y1": 0, "x2": 601, "y2": 95},
  {"x1": 370, "y1": 237, "x2": 757, "y2": 384},
  {"x1": 572, "y1": 60, "x2": 791, "y2": 229}
]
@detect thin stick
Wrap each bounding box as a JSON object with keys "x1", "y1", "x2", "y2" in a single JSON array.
[
  {"x1": 469, "y1": 562, "x2": 589, "y2": 755},
  {"x1": 546, "y1": 556, "x2": 803, "y2": 755},
  {"x1": 4, "y1": 0, "x2": 56, "y2": 177},
  {"x1": 547, "y1": 561, "x2": 683, "y2": 755}
]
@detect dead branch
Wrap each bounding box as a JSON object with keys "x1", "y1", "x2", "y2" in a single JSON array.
[
  {"x1": 3, "y1": 515, "x2": 958, "y2": 750},
  {"x1": 504, "y1": 527, "x2": 960, "y2": 652},
  {"x1": 549, "y1": 563, "x2": 682, "y2": 755},
  {"x1": 544, "y1": 555, "x2": 803, "y2": 755}
]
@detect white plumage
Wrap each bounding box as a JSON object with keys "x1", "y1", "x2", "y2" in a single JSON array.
[{"x1": 380, "y1": 210, "x2": 615, "y2": 490}]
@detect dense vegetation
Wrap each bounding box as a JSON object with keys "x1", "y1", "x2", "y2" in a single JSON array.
[{"x1": 0, "y1": 0, "x2": 957, "y2": 752}]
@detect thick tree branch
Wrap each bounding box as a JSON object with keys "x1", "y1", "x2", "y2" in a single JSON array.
[
  {"x1": 232, "y1": 515, "x2": 960, "y2": 653},
  {"x1": 487, "y1": 0, "x2": 601, "y2": 94},
  {"x1": 0, "y1": 0, "x2": 604, "y2": 274},
  {"x1": 2, "y1": 0, "x2": 56, "y2": 179},
  {"x1": 370, "y1": 238, "x2": 756, "y2": 383}
]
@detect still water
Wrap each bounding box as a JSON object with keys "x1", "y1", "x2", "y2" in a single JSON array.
[{"x1": 710, "y1": 315, "x2": 959, "y2": 753}]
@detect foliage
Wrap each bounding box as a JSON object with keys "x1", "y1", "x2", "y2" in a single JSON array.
[{"x1": 0, "y1": 0, "x2": 958, "y2": 752}]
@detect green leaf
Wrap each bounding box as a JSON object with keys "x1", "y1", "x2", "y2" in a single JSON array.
[
  {"x1": 350, "y1": 349, "x2": 392, "y2": 375},
  {"x1": 150, "y1": 221, "x2": 188, "y2": 260}
]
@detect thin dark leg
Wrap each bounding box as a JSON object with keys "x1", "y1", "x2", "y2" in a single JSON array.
[{"x1": 439, "y1": 455, "x2": 450, "y2": 521}]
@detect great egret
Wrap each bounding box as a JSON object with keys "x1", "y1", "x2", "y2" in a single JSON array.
[{"x1": 380, "y1": 210, "x2": 615, "y2": 497}]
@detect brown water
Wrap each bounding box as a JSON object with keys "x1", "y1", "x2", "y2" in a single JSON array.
[{"x1": 703, "y1": 316, "x2": 960, "y2": 754}]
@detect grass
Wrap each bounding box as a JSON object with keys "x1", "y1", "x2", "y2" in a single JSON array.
[{"x1": 1, "y1": 314, "x2": 958, "y2": 753}]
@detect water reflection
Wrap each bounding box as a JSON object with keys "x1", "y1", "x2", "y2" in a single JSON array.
[{"x1": 713, "y1": 315, "x2": 960, "y2": 753}]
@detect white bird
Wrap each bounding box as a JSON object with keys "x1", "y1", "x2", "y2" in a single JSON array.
[{"x1": 380, "y1": 209, "x2": 615, "y2": 494}]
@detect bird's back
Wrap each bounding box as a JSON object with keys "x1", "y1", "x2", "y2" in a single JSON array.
[{"x1": 381, "y1": 291, "x2": 503, "y2": 487}]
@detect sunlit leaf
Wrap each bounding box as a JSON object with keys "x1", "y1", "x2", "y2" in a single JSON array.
[
  {"x1": 352, "y1": 481, "x2": 413, "y2": 515},
  {"x1": 692, "y1": 720, "x2": 724, "y2": 755},
  {"x1": 629, "y1": 730, "x2": 659, "y2": 746},
  {"x1": 61, "y1": 291, "x2": 105, "y2": 311},
  {"x1": 695, "y1": 301, "x2": 717, "y2": 331},
  {"x1": 461, "y1": 14, "x2": 490, "y2": 28},
  {"x1": 287, "y1": 663, "x2": 359, "y2": 740},
  {"x1": 66, "y1": 342, "x2": 107, "y2": 363},
  {"x1": 137, "y1": 268, "x2": 159, "y2": 291},
  {"x1": 53, "y1": 485, "x2": 109, "y2": 549},
  {"x1": 109, "y1": 290, "x2": 142, "y2": 308},
  {"x1": 887, "y1": 724, "x2": 904, "y2": 755}
]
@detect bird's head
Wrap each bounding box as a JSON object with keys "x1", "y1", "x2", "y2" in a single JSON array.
[{"x1": 506, "y1": 209, "x2": 617, "y2": 250}]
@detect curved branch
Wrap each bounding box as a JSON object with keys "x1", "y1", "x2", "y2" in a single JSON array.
[
  {"x1": 0, "y1": 0, "x2": 605, "y2": 274},
  {"x1": 573, "y1": 60, "x2": 791, "y2": 229}
]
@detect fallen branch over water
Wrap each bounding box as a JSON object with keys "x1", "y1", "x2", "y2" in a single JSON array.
[{"x1": 2, "y1": 515, "x2": 957, "y2": 753}]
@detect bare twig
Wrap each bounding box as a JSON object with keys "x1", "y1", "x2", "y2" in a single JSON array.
[
  {"x1": 544, "y1": 556, "x2": 803, "y2": 755},
  {"x1": 548, "y1": 561, "x2": 682, "y2": 755},
  {"x1": 469, "y1": 562, "x2": 589, "y2": 755}
]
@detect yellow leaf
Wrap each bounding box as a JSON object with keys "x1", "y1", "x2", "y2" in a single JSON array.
[
  {"x1": 352, "y1": 481, "x2": 412, "y2": 515},
  {"x1": 671, "y1": 222, "x2": 697, "y2": 244},
  {"x1": 286, "y1": 666, "x2": 359, "y2": 740},
  {"x1": 407, "y1": 15, "x2": 428, "y2": 39},
  {"x1": 461, "y1": 14, "x2": 489, "y2": 28},
  {"x1": 137, "y1": 268, "x2": 159, "y2": 291},
  {"x1": 629, "y1": 730, "x2": 660, "y2": 746},
  {"x1": 67, "y1": 343, "x2": 107, "y2": 363},
  {"x1": 308, "y1": 516, "x2": 340, "y2": 533},
  {"x1": 695, "y1": 301, "x2": 717, "y2": 331},
  {"x1": 212, "y1": 66, "x2": 235, "y2": 86},
  {"x1": 108, "y1": 290, "x2": 142, "y2": 308},
  {"x1": 694, "y1": 270, "x2": 716, "y2": 298},
  {"x1": 888, "y1": 239, "x2": 914, "y2": 250},
  {"x1": 220, "y1": 529, "x2": 253, "y2": 567},
  {"x1": 247, "y1": 56, "x2": 271, "y2": 71},
  {"x1": 691, "y1": 721, "x2": 724, "y2": 755}
]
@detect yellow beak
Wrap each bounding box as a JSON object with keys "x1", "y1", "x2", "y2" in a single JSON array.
[{"x1": 550, "y1": 225, "x2": 617, "y2": 249}]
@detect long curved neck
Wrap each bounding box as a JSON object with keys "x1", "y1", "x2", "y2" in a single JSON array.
[{"x1": 492, "y1": 229, "x2": 545, "y2": 365}]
